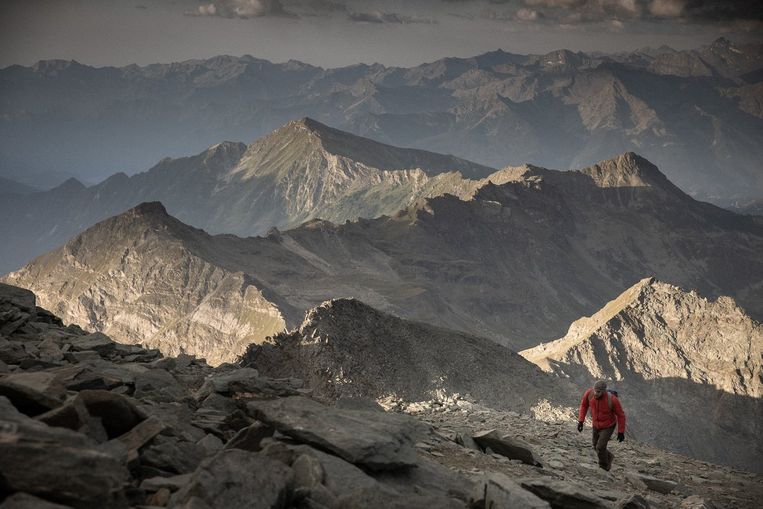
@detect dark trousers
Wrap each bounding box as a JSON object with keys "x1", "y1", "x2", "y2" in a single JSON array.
[{"x1": 592, "y1": 424, "x2": 615, "y2": 470}]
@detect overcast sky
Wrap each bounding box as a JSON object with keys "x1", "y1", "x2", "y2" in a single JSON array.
[{"x1": 1, "y1": 0, "x2": 761, "y2": 69}]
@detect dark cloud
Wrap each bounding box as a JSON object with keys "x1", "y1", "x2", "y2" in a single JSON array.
[{"x1": 189, "y1": 0, "x2": 297, "y2": 19}]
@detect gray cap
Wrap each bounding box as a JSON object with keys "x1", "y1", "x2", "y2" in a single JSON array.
[{"x1": 594, "y1": 380, "x2": 607, "y2": 391}]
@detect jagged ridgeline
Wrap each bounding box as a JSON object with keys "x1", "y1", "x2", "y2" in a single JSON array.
[
  {"x1": 0, "y1": 118, "x2": 493, "y2": 274},
  {"x1": 4, "y1": 152, "x2": 762, "y2": 365},
  {"x1": 2, "y1": 38, "x2": 763, "y2": 202}
]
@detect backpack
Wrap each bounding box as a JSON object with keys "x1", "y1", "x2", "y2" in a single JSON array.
[{"x1": 588, "y1": 388, "x2": 618, "y2": 411}]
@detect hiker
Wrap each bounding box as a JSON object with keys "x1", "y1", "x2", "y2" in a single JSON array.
[{"x1": 577, "y1": 380, "x2": 626, "y2": 471}]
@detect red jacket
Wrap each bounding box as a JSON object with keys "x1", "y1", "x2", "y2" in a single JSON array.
[{"x1": 578, "y1": 389, "x2": 626, "y2": 433}]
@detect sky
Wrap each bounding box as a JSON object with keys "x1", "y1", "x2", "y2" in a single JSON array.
[{"x1": 1, "y1": 0, "x2": 761, "y2": 69}]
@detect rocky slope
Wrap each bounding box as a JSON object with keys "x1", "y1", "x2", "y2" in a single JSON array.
[
  {"x1": 2, "y1": 38, "x2": 762, "y2": 201},
  {"x1": 1, "y1": 283, "x2": 760, "y2": 508},
  {"x1": 5, "y1": 153, "x2": 763, "y2": 363},
  {"x1": 521, "y1": 278, "x2": 763, "y2": 471},
  {"x1": 0, "y1": 118, "x2": 492, "y2": 273},
  {"x1": 243, "y1": 298, "x2": 580, "y2": 414}
]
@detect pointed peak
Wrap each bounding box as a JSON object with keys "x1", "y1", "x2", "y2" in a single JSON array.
[
  {"x1": 580, "y1": 152, "x2": 674, "y2": 190},
  {"x1": 127, "y1": 201, "x2": 169, "y2": 218}
]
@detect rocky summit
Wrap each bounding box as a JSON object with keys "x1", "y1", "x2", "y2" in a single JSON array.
[
  {"x1": 0, "y1": 118, "x2": 492, "y2": 274},
  {"x1": 1, "y1": 282, "x2": 761, "y2": 509},
  {"x1": 6, "y1": 153, "x2": 763, "y2": 365},
  {"x1": 521, "y1": 278, "x2": 763, "y2": 472}
]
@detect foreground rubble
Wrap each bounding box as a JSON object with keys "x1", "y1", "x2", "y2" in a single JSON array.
[{"x1": 0, "y1": 283, "x2": 760, "y2": 508}]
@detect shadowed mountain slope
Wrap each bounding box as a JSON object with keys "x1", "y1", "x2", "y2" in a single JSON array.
[
  {"x1": 5, "y1": 153, "x2": 762, "y2": 366},
  {"x1": 0, "y1": 118, "x2": 492, "y2": 273},
  {"x1": 244, "y1": 298, "x2": 579, "y2": 413}
]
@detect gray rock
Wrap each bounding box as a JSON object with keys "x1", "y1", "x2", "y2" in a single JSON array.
[
  {"x1": 248, "y1": 396, "x2": 418, "y2": 470},
  {"x1": 455, "y1": 433, "x2": 482, "y2": 452},
  {"x1": 0, "y1": 411, "x2": 129, "y2": 508},
  {"x1": 0, "y1": 493, "x2": 72, "y2": 509},
  {"x1": 625, "y1": 472, "x2": 678, "y2": 494},
  {"x1": 170, "y1": 449, "x2": 294, "y2": 509},
  {"x1": 472, "y1": 429, "x2": 542, "y2": 466},
  {"x1": 0, "y1": 283, "x2": 37, "y2": 313},
  {"x1": 224, "y1": 421, "x2": 274, "y2": 452},
  {"x1": 113, "y1": 415, "x2": 167, "y2": 463},
  {"x1": 196, "y1": 368, "x2": 259, "y2": 398},
  {"x1": 36, "y1": 394, "x2": 109, "y2": 442},
  {"x1": 75, "y1": 389, "x2": 146, "y2": 438},
  {"x1": 519, "y1": 479, "x2": 610, "y2": 509},
  {"x1": 197, "y1": 433, "x2": 224, "y2": 454},
  {"x1": 615, "y1": 494, "x2": 651, "y2": 508},
  {"x1": 140, "y1": 435, "x2": 208, "y2": 475},
  {"x1": 0, "y1": 371, "x2": 67, "y2": 416},
  {"x1": 140, "y1": 473, "x2": 192, "y2": 493},
  {"x1": 680, "y1": 495, "x2": 717, "y2": 508},
  {"x1": 134, "y1": 368, "x2": 189, "y2": 403},
  {"x1": 472, "y1": 472, "x2": 551, "y2": 509},
  {"x1": 293, "y1": 453, "x2": 325, "y2": 490},
  {"x1": 68, "y1": 332, "x2": 116, "y2": 355}
]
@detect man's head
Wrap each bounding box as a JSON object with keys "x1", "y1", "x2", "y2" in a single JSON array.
[{"x1": 593, "y1": 380, "x2": 607, "y2": 398}]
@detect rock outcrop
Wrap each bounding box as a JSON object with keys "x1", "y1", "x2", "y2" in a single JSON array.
[
  {"x1": 1, "y1": 282, "x2": 760, "y2": 509},
  {"x1": 521, "y1": 278, "x2": 763, "y2": 471}
]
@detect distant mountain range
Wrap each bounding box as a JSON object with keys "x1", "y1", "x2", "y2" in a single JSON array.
[
  {"x1": 0, "y1": 118, "x2": 495, "y2": 273},
  {"x1": 5, "y1": 152, "x2": 762, "y2": 366},
  {"x1": 1, "y1": 38, "x2": 762, "y2": 201},
  {"x1": 521, "y1": 277, "x2": 762, "y2": 471}
]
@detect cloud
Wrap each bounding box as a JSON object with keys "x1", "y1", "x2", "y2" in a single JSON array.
[
  {"x1": 348, "y1": 10, "x2": 435, "y2": 24},
  {"x1": 648, "y1": 0, "x2": 685, "y2": 17},
  {"x1": 190, "y1": 0, "x2": 297, "y2": 19},
  {"x1": 471, "y1": 0, "x2": 763, "y2": 25}
]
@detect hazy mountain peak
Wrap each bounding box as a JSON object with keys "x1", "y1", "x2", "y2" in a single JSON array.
[
  {"x1": 127, "y1": 201, "x2": 169, "y2": 218},
  {"x1": 55, "y1": 177, "x2": 87, "y2": 191},
  {"x1": 581, "y1": 152, "x2": 674, "y2": 190},
  {"x1": 202, "y1": 140, "x2": 247, "y2": 165}
]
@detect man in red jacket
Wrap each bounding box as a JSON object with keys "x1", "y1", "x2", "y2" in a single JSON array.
[{"x1": 578, "y1": 380, "x2": 626, "y2": 471}]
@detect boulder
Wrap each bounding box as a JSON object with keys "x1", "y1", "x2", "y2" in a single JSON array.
[
  {"x1": 519, "y1": 479, "x2": 610, "y2": 509},
  {"x1": 224, "y1": 421, "x2": 274, "y2": 452},
  {"x1": 170, "y1": 449, "x2": 294, "y2": 509},
  {"x1": 0, "y1": 408, "x2": 129, "y2": 508},
  {"x1": 471, "y1": 472, "x2": 550, "y2": 509},
  {"x1": 68, "y1": 332, "x2": 116, "y2": 355},
  {"x1": 248, "y1": 396, "x2": 418, "y2": 470},
  {"x1": 139, "y1": 435, "x2": 208, "y2": 475},
  {"x1": 113, "y1": 415, "x2": 167, "y2": 463},
  {"x1": 615, "y1": 494, "x2": 651, "y2": 508},
  {"x1": 36, "y1": 395, "x2": 109, "y2": 442},
  {"x1": 76, "y1": 390, "x2": 146, "y2": 438},
  {"x1": 196, "y1": 368, "x2": 260, "y2": 398},
  {"x1": 472, "y1": 429, "x2": 542, "y2": 466},
  {"x1": 625, "y1": 472, "x2": 678, "y2": 494},
  {"x1": 0, "y1": 283, "x2": 37, "y2": 313},
  {"x1": 134, "y1": 369, "x2": 189, "y2": 403},
  {"x1": 0, "y1": 493, "x2": 72, "y2": 509},
  {"x1": 0, "y1": 371, "x2": 67, "y2": 416}
]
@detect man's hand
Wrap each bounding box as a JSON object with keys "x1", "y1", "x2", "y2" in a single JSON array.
[
  {"x1": 577, "y1": 421, "x2": 584, "y2": 432},
  {"x1": 617, "y1": 432, "x2": 625, "y2": 442}
]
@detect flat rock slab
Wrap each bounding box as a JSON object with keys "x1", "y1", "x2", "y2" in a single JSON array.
[
  {"x1": 170, "y1": 449, "x2": 293, "y2": 509},
  {"x1": 473, "y1": 472, "x2": 550, "y2": 509},
  {"x1": 0, "y1": 371, "x2": 66, "y2": 416},
  {"x1": 248, "y1": 396, "x2": 418, "y2": 470},
  {"x1": 0, "y1": 412, "x2": 129, "y2": 508},
  {"x1": 520, "y1": 479, "x2": 610, "y2": 509},
  {"x1": 625, "y1": 472, "x2": 678, "y2": 494},
  {"x1": 473, "y1": 429, "x2": 542, "y2": 466}
]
